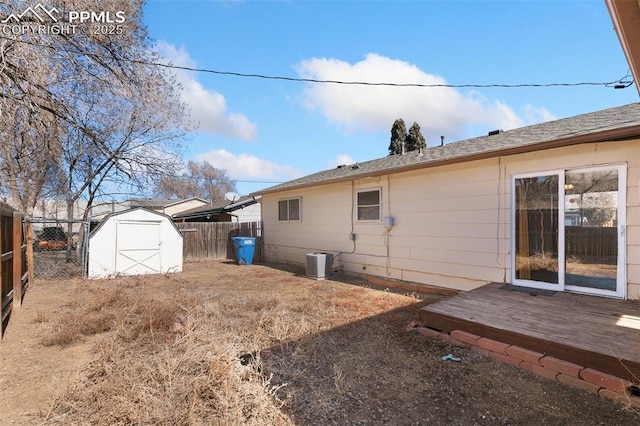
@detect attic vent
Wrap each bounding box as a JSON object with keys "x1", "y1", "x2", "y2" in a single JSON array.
[
  {"x1": 488, "y1": 129, "x2": 503, "y2": 136},
  {"x1": 350, "y1": 164, "x2": 359, "y2": 170},
  {"x1": 336, "y1": 164, "x2": 346, "y2": 169}
]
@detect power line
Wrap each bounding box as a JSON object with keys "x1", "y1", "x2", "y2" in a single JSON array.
[
  {"x1": 0, "y1": 34, "x2": 630, "y2": 89},
  {"x1": 136, "y1": 59, "x2": 626, "y2": 89}
]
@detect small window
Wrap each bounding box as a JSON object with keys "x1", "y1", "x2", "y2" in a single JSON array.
[
  {"x1": 357, "y1": 189, "x2": 380, "y2": 221},
  {"x1": 278, "y1": 198, "x2": 300, "y2": 221}
]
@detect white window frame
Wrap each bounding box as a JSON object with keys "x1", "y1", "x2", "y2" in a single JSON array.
[
  {"x1": 510, "y1": 164, "x2": 626, "y2": 299},
  {"x1": 356, "y1": 188, "x2": 381, "y2": 222},
  {"x1": 278, "y1": 197, "x2": 301, "y2": 221}
]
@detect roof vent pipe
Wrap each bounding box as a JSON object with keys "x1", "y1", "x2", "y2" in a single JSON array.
[{"x1": 440, "y1": 136, "x2": 444, "y2": 147}]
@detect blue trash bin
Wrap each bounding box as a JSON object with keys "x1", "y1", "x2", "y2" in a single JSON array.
[{"x1": 231, "y1": 237, "x2": 256, "y2": 265}]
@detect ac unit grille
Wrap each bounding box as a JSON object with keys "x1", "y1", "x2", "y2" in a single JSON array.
[{"x1": 306, "y1": 252, "x2": 333, "y2": 280}]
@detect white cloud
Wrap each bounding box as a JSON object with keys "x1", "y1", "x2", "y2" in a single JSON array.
[
  {"x1": 328, "y1": 154, "x2": 355, "y2": 168},
  {"x1": 522, "y1": 104, "x2": 556, "y2": 124},
  {"x1": 155, "y1": 41, "x2": 257, "y2": 140},
  {"x1": 295, "y1": 53, "x2": 551, "y2": 142},
  {"x1": 195, "y1": 149, "x2": 303, "y2": 181}
]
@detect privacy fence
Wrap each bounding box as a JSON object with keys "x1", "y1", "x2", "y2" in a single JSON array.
[
  {"x1": 1, "y1": 205, "x2": 32, "y2": 338},
  {"x1": 176, "y1": 221, "x2": 263, "y2": 262}
]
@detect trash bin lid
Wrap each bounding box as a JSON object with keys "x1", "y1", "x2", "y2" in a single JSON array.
[{"x1": 233, "y1": 237, "x2": 256, "y2": 245}]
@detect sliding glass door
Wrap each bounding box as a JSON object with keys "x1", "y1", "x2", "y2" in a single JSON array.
[
  {"x1": 512, "y1": 165, "x2": 626, "y2": 298},
  {"x1": 514, "y1": 174, "x2": 560, "y2": 286}
]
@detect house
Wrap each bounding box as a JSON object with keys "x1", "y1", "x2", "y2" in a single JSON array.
[
  {"x1": 172, "y1": 196, "x2": 261, "y2": 223},
  {"x1": 252, "y1": 103, "x2": 640, "y2": 300},
  {"x1": 128, "y1": 197, "x2": 210, "y2": 217}
]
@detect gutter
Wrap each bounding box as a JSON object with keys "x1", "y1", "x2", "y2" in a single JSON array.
[{"x1": 605, "y1": 0, "x2": 640, "y2": 97}]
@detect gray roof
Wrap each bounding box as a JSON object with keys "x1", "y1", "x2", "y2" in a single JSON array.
[
  {"x1": 253, "y1": 102, "x2": 640, "y2": 196},
  {"x1": 172, "y1": 196, "x2": 259, "y2": 220},
  {"x1": 128, "y1": 197, "x2": 209, "y2": 209}
]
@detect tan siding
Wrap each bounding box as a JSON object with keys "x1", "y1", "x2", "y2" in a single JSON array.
[
  {"x1": 164, "y1": 199, "x2": 208, "y2": 216},
  {"x1": 262, "y1": 139, "x2": 640, "y2": 296},
  {"x1": 408, "y1": 247, "x2": 502, "y2": 269},
  {"x1": 625, "y1": 143, "x2": 640, "y2": 298}
]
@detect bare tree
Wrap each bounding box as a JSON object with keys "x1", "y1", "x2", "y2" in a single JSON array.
[
  {"x1": 154, "y1": 161, "x2": 237, "y2": 204},
  {"x1": 0, "y1": 0, "x2": 191, "y2": 218}
]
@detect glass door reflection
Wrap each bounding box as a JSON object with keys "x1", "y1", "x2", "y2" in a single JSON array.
[
  {"x1": 564, "y1": 169, "x2": 618, "y2": 292},
  {"x1": 515, "y1": 175, "x2": 559, "y2": 285}
]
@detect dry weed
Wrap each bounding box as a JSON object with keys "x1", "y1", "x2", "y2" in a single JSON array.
[
  {"x1": 33, "y1": 311, "x2": 49, "y2": 323},
  {"x1": 43, "y1": 282, "x2": 293, "y2": 425},
  {"x1": 40, "y1": 286, "x2": 124, "y2": 347},
  {"x1": 21, "y1": 263, "x2": 640, "y2": 425},
  {"x1": 40, "y1": 265, "x2": 419, "y2": 425}
]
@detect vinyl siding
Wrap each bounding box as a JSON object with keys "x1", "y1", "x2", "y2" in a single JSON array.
[{"x1": 262, "y1": 139, "x2": 640, "y2": 298}]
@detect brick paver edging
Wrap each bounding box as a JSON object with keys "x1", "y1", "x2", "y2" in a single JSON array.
[{"x1": 409, "y1": 325, "x2": 640, "y2": 409}]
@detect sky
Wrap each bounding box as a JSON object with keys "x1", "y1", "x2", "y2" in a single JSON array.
[{"x1": 143, "y1": 0, "x2": 638, "y2": 196}]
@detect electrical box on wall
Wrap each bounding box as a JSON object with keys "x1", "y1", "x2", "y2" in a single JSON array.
[{"x1": 383, "y1": 216, "x2": 394, "y2": 229}]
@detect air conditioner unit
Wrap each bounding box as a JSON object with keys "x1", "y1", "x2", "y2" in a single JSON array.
[{"x1": 306, "y1": 252, "x2": 334, "y2": 280}]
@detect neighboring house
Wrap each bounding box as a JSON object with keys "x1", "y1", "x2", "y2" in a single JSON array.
[
  {"x1": 128, "y1": 197, "x2": 210, "y2": 217},
  {"x1": 252, "y1": 103, "x2": 640, "y2": 300},
  {"x1": 172, "y1": 196, "x2": 261, "y2": 223}
]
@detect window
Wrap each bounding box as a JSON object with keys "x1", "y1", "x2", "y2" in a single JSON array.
[
  {"x1": 278, "y1": 198, "x2": 300, "y2": 221},
  {"x1": 357, "y1": 189, "x2": 380, "y2": 221}
]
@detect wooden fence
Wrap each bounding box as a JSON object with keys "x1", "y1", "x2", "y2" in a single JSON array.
[
  {"x1": 1, "y1": 205, "x2": 32, "y2": 338},
  {"x1": 565, "y1": 226, "x2": 617, "y2": 258},
  {"x1": 518, "y1": 209, "x2": 618, "y2": 258},
  {"x1": 176, "y1": 221, "x2": 263, "y2": 262}
]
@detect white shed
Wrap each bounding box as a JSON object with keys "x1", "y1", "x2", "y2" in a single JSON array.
[{"x1": 88, "y1": 208, "x2": 183, "y2": 279}]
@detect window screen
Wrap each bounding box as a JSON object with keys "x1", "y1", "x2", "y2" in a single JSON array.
[
  {"x1": 278, "y1": 198, "x2": 300, "y2": 221},
  {"x1": 357, "y1": 190, "x2": 380, "y2": 220}
]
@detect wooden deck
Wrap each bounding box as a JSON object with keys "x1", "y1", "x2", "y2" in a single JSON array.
[{"x1": 420, "y1": 283, "x2": 640, "y2": 382}]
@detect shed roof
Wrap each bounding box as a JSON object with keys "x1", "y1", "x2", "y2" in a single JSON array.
[
  {"x1": 252, "y1": 102, "x2": 640, "y2": 196},
  {"x1": 90, "y1": 207, "x2": 183, "y2": 238}
]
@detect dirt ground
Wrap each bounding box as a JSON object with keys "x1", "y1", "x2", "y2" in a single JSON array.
[{"x1": 0, "y1": 261, "x2": 638, "y2": 425}]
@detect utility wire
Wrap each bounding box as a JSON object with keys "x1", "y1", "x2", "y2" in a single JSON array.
[
  {"x1": 0, "y1": 34, "x2": 631, "y2": 89},
  {"x1": 136, "y1": 59, "x2": 626, "y2": 89}
]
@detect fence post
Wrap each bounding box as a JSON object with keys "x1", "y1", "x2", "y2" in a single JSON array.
[
  {"x1": 25, "y1": 220, "x2": 34, "y2": 287},
  {"x1": 0, "y1": 212, "x2": 5, "y2": 337},
  {"x1": 12, "y1": 212, "x2": 22, "y2": 307}
]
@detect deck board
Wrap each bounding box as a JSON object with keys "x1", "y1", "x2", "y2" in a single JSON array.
[{"x1": 420, "y1": 283, "x2": 640, "y2": 381}]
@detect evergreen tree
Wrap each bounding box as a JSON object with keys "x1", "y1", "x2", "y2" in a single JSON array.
[
  {"x1": 388, "y1": 118, "x2": 407, "y2": 155},
  {"x1": 405, "y1": 122, "x2": 426, "y2": 152}
]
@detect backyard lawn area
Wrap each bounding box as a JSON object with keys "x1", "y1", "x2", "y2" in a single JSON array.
[{"x1": 0, "y1": 261, "x2": 638, "y2": 425}]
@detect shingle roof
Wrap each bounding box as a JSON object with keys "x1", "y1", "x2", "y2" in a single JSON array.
[
  {"x1": 253, "y1": 102, "x2": 640, "y2": 196},
  {"x1": 172, "y1": 196, "x2": 259, "y2": 220},
  {"x1": 128, "y1": 197, "x2": 209, "y2": 209}
]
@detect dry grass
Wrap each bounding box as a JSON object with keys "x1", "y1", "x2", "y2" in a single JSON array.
[
  {"x1": 42, "y1": 289, "x2": 291, "y2": 424},
  {"x1": 31, "y1": 262, "x2": 639, "y2": 425},
  {"x1": 39, "y1": 264, "x2": 417, "y2": 425}
]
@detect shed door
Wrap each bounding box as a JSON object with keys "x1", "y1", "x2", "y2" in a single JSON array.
[{"x1": 115, "y1": 220, "x2": 162, "y2": 275}]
